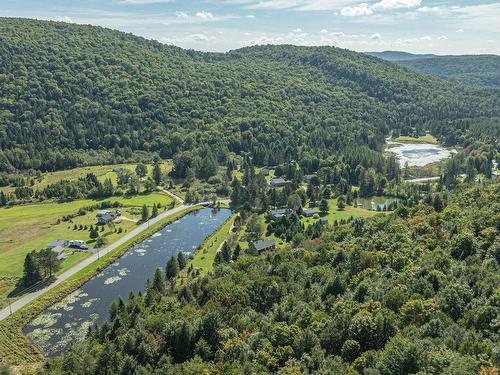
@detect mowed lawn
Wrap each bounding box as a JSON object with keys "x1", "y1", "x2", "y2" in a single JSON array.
[
  {"x1": 189, "y1": 215, "x2": 237, "y2": 277},
  {"x1": 394, "y1": 134, "x2": 438, "y2": 144},
  {"x1": 0, "y1": 192, "x2": 173, "y2": 278},
  {"x1": 301, "y1": 198, "x2": 380, "y2": 226},
  {"x1": 28, "y1": 162, "x2": 173, "y2": 190}
]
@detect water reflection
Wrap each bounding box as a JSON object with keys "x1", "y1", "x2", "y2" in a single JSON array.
[{"x1": 24, "y1": 207, "x2": 231, "y2": 357}]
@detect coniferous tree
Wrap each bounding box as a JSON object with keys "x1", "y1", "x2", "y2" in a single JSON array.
[
  {"x1": 177, "y1": 251, "x2": 187, "y2": 270},
  {"x1": 21, "y1": 251, "x2": 42, "y2": 286},
  {"x1": 221, "y1": 242, "x2": 232, "y2": 263},
  {"x1": 141, "y1": 205, "x2": 149, "y2": 222},
  {"x1": 166, "y1": 256, "x2": 179, "y2": 279},
  {"x1": 152, "y1": 163, "x2": 162, "y2": 185},
  {"x1": 152, "y1": 204, "x2": 159, "y2": 218}
]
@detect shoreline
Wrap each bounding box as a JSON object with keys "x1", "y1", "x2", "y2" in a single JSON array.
[{"x1": 0, "y1": 205, "x2": 201, "y2": 369}]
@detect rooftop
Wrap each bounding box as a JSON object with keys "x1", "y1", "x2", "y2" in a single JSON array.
[{"x1": 251, "y1": 239, "x2": 276, "y2": 252}]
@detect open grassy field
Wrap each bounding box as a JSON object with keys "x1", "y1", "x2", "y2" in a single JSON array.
[
  {"x1": 0, "y1": 162, "x2": 173, "y2": 196},
  {"x1": 301, "y1": 199, "x2": 380, "y2": 226},
  {"x1": 394, "y1": 133, "x2": 438, "y2": 144},
  {"x1": 0, "y1": 206, "x2": 200, "y2": 372},
  {"x1": 0, "y1": 192, "x2": 173, "y2": 310},
  {"x1": 0, "y1": 192, "x2": 173, "y2": 276},
  {"x1": 33, "y1": 162, "x2": 172, "y2": 189}
]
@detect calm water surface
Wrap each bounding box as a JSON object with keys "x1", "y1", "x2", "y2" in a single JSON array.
[{"x1": 23, "y1": 207, "x2": 231, "y2": 357}]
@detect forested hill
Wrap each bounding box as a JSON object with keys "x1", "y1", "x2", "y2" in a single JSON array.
[
  {"x1": 397, "y1": 55, "x2": 500, "y2": 90},
  {"x1": 0, "y1": 18, "x2": 499, "y2": 172},
  {"x1": 44, "y1": 181, "x2": 500, "y2": 374}
]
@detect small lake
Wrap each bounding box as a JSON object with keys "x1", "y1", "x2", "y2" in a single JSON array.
[
  {"x1": 387, "y1": 142, "x2": 451, "y2": 167},
  {"x1": 23, "y1": 207, "x2": 232, "y2": 357},
  {"x1": 354, "y1": 196, "x2": 399, "y2": 211}
]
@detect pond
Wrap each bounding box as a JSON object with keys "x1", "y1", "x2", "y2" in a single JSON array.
[
  {"x1": 23, "y1": 207, "x2": 232, "y2": 357},
  {"x1": 354, "y1": 196, "x2": 399, "y2": 211},
  {"x1": 387, "y1": 142, "x2": 451, "y2": 167}
]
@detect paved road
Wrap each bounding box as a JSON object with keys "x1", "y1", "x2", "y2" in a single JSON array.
[{"x1": 0, "y1": 203, "x2": 195, "y2": 321}]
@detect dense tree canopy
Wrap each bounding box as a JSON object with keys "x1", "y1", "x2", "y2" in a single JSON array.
[
  {"x1": 0, "y1": 18, "x2": 499, "y2": 174},
  {"x1": 43, "y1": 181, "x2": 500, "y2": 374}
]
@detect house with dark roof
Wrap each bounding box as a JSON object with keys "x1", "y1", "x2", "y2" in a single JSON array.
[
  {"x1": 250, "y1": 239, "x2": 276, "y2": 254},
  {"x1": 269, "y1": 177, "x2": 290, "y2": 188},
  {"x1": 303, "y1": 173, "x2": 317, "y2": 182},
  {"x1": 302, "y1": 208, "x2": 317, "y2": 217},
  {"x1": 48, "y1": 239, "x2": 69, "y2": 250},
  {"x1": 96, "y1": 209, "x2": 121, "y2": 225},
  {"x1": 261, "y1": 168, "x2": 270, "y2": 176},
  {"x1": 269, "y1": 208, "x2": 293, "y2": 220}
]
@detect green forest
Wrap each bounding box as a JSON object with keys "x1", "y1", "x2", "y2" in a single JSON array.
[
  {"x1": 398, "y1": 55, "x2": 500, "y2": 90},
  {"x1": 0, "y1": 18, "x2": 499, "y2": 175},
  {"x1": 0, "y1": 17, "x2": 499, "y2": 375},
  {"x1": 41, "y1": 181, "x2": 500, "y2": 375}
]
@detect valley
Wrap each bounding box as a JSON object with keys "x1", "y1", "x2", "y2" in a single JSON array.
[{"x1": 0, "y1": 16, "x2": 498, "y2": 375}]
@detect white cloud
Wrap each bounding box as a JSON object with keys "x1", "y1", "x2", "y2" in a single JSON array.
[
  {"x1": 191, "y1": 33, "x2": 209, "y2": 41},
  {"x1": 417, "y1": 6, "x2": 442, "y2": 14},
  {"x1": 175, "y1": 11, "x2": 188, "y2": 19},
  {"x1": 370, "y1": 33, "x2": 382, "y2": 40},
  {"x1": 456, "y1": 29, "x2": 464, "y2": 33},
  {"x1": 196, "y1": 11, "x2": 214, "y2": 20},
  {"x1": 450, "y1": 3, "x2": 500, "y2": 32},
  {"x1": 292, "y1": 28, "x2": 303, "y2": 32},
  {"x1": 320, "y1": 29, "x2": 328, "y2": 34},
  {"x1": 372, "y1": 0, "x2": 421, "y2": 11},
  {"x1": 341, "y1": 3, "x2": 372, "y2": 17},
  {"x1": 438, "y1": 36, "x2": 448, "y2": 41},
  {"x1": 340, "y1": 0, "x2": 420, "y2": 17}
]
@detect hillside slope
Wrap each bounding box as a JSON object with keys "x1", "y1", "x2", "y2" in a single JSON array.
[
  {"x1": 0, "y1": 18, "x2": 499, "y2": 172},
  {"x1": 42, "y1": 180, "x2": 500, "y2": 374},
  {"x1": 398, "y1": 55, "x2": 500, "y2": 89}
]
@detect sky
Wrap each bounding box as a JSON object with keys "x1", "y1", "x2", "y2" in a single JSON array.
[{"x1": 0, "y1": 0, "x2": 499, "y2": 55}]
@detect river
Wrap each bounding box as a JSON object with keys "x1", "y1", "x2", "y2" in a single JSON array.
[{"x1": 23, "y1": 207, "x2": 232, "y2": 357}]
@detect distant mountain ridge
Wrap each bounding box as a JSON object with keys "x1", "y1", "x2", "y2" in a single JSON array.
[
  {"x1": 366, "y1": 51, "x2": 500, "y2": 89},
  {"x1": 365, "y1": 51, "x2": 438, "y2": 61}
]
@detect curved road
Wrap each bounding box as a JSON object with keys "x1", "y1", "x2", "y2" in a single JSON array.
[{"x1": 0, "y1": 203, "x2": 194, "y2": 321}]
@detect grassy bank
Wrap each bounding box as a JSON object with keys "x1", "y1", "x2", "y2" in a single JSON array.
[
  {"x1": 394, "y1": 134, "x2": 438, "y2": 144},
  {"x1": 0, "y1": 205, "x2": 199, "y2": 371},
  {"x1": 179, "y1": 214, "x2": 237, "y2": 281}
]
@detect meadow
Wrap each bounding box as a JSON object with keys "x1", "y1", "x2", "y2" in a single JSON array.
[{"x1": 0, "y1": 206, "x2": 200, "y2": 371}]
